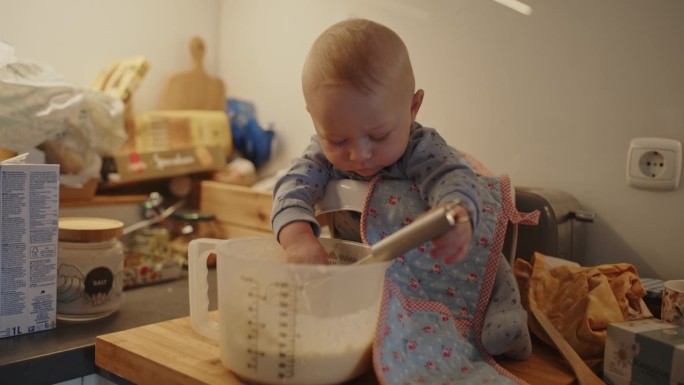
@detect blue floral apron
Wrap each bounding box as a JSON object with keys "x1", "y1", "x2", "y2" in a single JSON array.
[{"x1": 358, "y1": 174, "x2": 539, "y2": 385}]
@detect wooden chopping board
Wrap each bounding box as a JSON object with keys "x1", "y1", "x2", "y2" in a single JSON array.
[
  {"x1": 158, "y1": 36, "x2": 226, "y2": 111},
  {"x1": 95, "y1": 314, "x2": 576, "y2": 385},
  {"x1": 95, "y1": 314, "x2": 378, "y2": 385}
]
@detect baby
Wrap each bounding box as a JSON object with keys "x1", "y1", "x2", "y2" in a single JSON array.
[
  {"x1": 271, "y1": 18, "x2": 482, "y2": 265},
  {"x1": 271, "y1": 19, "x2": 532, "y2": 366}
]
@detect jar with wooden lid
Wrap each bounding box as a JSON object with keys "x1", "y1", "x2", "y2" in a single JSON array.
[{"x1": 57, "y1": 217, "x2": 124, "y2": 322}]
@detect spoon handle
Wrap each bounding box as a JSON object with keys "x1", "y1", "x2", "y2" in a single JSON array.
[{"x1": 358, "y1": 201, "x2": 467, "y2": 265}]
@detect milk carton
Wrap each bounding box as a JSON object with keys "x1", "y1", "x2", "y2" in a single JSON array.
[
  {"x1": 604, "y1": 318, "x2": 684, "y2": 385},
  {"x1": 0, "y1": 154, "x2": 59, "y2": 338}
]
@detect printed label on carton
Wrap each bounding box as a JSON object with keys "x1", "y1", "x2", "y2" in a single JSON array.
[{"x1": 0, "y1": 158, "x2": 59, "y2": 338}]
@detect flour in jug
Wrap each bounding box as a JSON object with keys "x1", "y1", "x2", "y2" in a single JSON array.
[{"x1": 222, "y1": 303, "x2": 378, "y2": 385}]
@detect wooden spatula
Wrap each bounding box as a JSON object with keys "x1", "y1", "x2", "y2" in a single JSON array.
[{"x1": 530, "y1": 306, "x2": 605, "y2": 385}]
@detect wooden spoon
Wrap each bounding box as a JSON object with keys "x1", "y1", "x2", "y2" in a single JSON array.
[{"x1": 530, "y1": 307, "x2": 605, "y2": 385}]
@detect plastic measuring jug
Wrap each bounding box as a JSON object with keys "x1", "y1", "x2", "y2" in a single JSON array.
[{"x1": 188, "y1": 236, "x2": 392, "y2": 385}]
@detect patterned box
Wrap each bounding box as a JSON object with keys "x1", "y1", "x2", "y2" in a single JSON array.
[{"x1": 604, "y1": 318, "x2": 684, "y2": 385}]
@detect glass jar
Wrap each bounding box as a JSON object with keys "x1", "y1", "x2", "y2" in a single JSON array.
[
  {"x1": 168, "y1": 210, "x2": 223, "y2": 267},
  {"x1": 57, "y1": 217, "x2": 124, "y2": 322}
]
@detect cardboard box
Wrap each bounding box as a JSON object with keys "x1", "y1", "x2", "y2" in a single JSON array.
[
  {"x1": 103, "y1": 145, "x2": 226, "y2": 184},
  {"x1": 0, "y1": 154, "x2": 59, "y2": 338},
  {"x1": 134, "y1": 110, "x2": 232, "y2": 154},
  {"x1": 604, "y1": 318, "x2": 684, "y2": 385},
  {"x1": 199, "y1": 181, "x2": 273, "y2": 238},
  {"x1": 101, "y1": 110, "x2": 231, "y2": 185}
]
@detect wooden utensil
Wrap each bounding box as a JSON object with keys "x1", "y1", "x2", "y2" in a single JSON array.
[
  {"x1": 358, "y1": 201, "x2": 468, "y2": 265},
  {"x1": 530, "y1": 306, "x2": 605, "y2": 385}
]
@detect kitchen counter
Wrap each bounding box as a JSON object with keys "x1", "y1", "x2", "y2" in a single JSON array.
[
  {"x1": 2, "y1": 266, "x2": 579, "y2": 385},
  {"x1": 0, "y1": 271, "x2": 217, "y2": 385},
  {"x1": 95, "y1": 313, "x2": 577, "y2": 385}
]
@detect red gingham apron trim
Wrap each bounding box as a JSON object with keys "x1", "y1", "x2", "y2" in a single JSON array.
[
  {"x1": 371, "y1": 174, "x2": 531, "y2": 384},
  {"x1": 503, "y1": 181, "x2": 540, "y2": 226},
  {"x1": 360, "y1": 174, "x2": 382, "y2": 245},
  {"x1": 372, "y1": 279, "x2": 473, "y2": 385},
  {"x1": 469, "y1": 174, "x2": 531, "y2": 384},
  {"x1": 373, "y1": 278, "x2": 393, "y2": 385},
  {"x1": 472, "y1": 174, "x2": 515, "y2": 328},
  {"x1": 374, "y1": 281, "x2": 528, "y2": 384}
]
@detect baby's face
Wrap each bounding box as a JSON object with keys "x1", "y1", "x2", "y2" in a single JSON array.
[{"x1": 306, "y1": 83, "x2": 419, "y2": 177}]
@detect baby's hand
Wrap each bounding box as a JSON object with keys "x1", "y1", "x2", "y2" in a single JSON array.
[
  {"x1": 428, "y1": 203, "x2": 472, "y2": 264},
  {"x1": 279, "y1": 221, "x2": 329, "y2": 264},
  {"x1": 284, "y1": 238, "x2": 329, "y2": 264}
]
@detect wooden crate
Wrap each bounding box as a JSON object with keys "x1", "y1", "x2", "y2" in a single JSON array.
[{"x1": 200, "y1": 180, "x2": 273, "y2": 238}]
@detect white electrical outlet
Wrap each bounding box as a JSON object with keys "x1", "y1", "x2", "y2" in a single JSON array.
[{"x1": 626, "y1": 137, "x2": 682, "y2": 190}]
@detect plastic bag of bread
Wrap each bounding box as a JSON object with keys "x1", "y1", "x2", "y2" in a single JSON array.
[{"x1": 0, "y1": 40, "x2": 125, "y2": 187}]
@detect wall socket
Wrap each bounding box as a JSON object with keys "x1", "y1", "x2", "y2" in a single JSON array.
[{"x1": 626, "y1": 137, "x2": 682, "y2": 190}]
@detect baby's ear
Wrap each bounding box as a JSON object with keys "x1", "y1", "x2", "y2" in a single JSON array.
[{"x1": 411, "y1": 89, "x2": 424, "y2": 119}]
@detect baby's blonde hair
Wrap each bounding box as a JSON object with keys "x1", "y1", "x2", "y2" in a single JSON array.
[{"x1": 302, "y1": 18, "x2": 415, "y2": 95}]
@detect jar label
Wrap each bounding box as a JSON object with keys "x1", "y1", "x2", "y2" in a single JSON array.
[
  {"x1": 84, "y1": 267, "x2": 114, "y2": 304},
  {"x1": 57, "y1": 264, "x2": 122, "y2": 315}
]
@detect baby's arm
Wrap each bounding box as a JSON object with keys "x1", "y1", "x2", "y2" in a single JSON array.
[
  {"x1": 427, "y1": 203, "x2": 473, "y2": 264},
  {"x1": 271, "y1": 136, "x2": 333, "y2": 264},
  {"x1": 404, "y1": 126, "x2": 482, "y2": 228},
  {"x1": 401, "y1": 126, "x2": 480, "y2": 264},
  {"x1": 278, "y1": 221, "x2": 329, "y2": 264}
]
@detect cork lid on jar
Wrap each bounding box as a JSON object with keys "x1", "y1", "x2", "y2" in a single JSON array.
[{"x1": 59, "y1": 217, "x2": 124, "y2": 242}]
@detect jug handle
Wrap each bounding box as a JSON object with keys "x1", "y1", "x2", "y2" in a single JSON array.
[{"x1": 188, "y1": 238, "x2": 220, "y2": 341}]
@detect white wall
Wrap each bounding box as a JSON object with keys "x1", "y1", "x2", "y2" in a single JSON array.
[
  {"x1": 1, "y1": 0, "x2": 682, "y2": 280},
  {"x1": 217, "y1": 0, "x2": 684, "y2": 280},
  {"x1": 0, "y1": 0, "x2": 221, "y2": 113}
]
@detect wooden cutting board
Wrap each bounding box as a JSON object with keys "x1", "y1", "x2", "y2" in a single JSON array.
[
  {"x1": 96, "y1": 315, "x2": 239, "y2": 385},
  {"x1": 95, "y1": 314, "x2": 378, "y2": 385},
  {"x1": 95, "y1": 314, "x2": 576, "y2": 385},
  {"x1": 158, "y1": 36, "x2": 226, "y2": 111}
]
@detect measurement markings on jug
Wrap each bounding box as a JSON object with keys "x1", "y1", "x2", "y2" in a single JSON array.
[
  {"x1": 243, "y1": 276, "x2": 265, "y2": 370},
  {"x1": 275, "y1": 282, "x2": 297, "y2": 379}
]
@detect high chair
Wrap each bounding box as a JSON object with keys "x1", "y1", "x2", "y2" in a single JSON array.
[
  {"x1": 315, "y1": 179, "x2": 369, "y2": 216},
  {"x1": 314, "y1": 179, "x2": 369, "y2": 243}
]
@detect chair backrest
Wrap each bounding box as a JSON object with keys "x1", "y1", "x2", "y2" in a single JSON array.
[
  {"x1": 314, "y1": 179, "x2": 368, "y2": 241},
  {"x1": 315, "y1": 179, "x2": 369, "y2": 216}
]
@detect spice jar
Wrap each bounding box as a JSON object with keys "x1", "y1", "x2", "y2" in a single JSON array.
[
  {"x1": 57, "y1": 217, "x2": 124, "y2": 322},
  {"x1": 168, "y1": 210, "x2": 223, "y2": 267}
]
